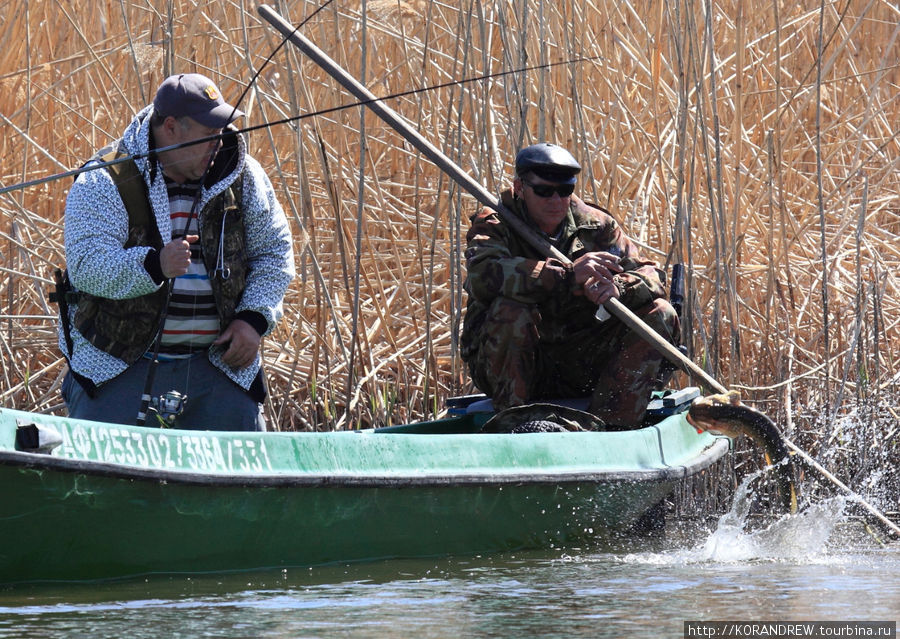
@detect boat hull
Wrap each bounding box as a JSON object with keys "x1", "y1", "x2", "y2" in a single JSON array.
[{"x1": 0, "y1": 407, "x2": 728, "y2": 582}]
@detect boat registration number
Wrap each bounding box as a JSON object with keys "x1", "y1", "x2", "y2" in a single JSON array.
[{"x1": 57, "y1": 422, "x2": 273, "y2": 474}]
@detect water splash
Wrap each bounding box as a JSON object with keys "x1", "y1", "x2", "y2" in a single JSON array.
[
  {"x1": 623, "y1": 470, "x2": 849, "y2": 566},
  {"x1": 696, "y1": 492, "x2": 846, "y2": 563}
]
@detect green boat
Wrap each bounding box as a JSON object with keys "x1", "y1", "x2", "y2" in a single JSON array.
[{"x1": 0, "y1": 389, "x2": 728, "y2": 583}]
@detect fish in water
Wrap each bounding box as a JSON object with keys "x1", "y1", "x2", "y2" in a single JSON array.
[{"x1": 686, "y1": 391, "x2": 798, "y2": 514}]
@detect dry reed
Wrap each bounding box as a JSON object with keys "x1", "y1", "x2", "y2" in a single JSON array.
[{"x1": 1, "y1": 1, "x2": 897, "y2": 503}]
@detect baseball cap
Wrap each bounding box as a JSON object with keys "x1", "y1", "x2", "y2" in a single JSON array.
[{"x1": 153, "y1": 73, "x2": 244, "y2": 128}]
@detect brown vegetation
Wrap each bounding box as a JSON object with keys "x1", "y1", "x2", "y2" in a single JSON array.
[{"x1": 1, "y1": 0, "x2": 897, "y2": 492}]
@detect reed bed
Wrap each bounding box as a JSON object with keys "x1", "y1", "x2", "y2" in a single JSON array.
[{"x1": 1, "y1": 0, "x2": 897, "y2": 503}]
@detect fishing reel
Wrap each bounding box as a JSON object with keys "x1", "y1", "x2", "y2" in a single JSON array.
[{"x1": 148, "y1": 390, "x2": 188, "y2": 428}]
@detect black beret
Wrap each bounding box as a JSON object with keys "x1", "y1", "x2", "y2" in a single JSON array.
[{"x1": 515, "y1": 143, "x2": 581, "y2": 183}]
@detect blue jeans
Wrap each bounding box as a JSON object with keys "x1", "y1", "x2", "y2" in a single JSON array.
[{"x1": 62, "y1": 354, "x2": 266, "y2": 431}]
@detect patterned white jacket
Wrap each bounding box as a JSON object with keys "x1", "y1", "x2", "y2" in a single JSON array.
[{"x1": 59, "y1": 104, "x2": 294, "y2": 392}]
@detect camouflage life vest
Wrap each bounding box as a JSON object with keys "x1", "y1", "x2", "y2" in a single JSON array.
[{"x1": 54, "y1": 145, "x2": 247, "y2": 366}]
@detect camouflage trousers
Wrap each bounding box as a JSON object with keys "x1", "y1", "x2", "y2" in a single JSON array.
[{"x1": 465, "y1": 297, "x2": 679, "y2": 428}]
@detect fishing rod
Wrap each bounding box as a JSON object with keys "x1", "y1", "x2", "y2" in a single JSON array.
[
  {"x1": 257, "y1": 3, "x2": 900, "y2": 539},
  {"x1": 0, "y1": 57, "x2": 604, "y2": 200},
  {"x1": 1, "y1": 0, "x2": 606, "y2": 427}
]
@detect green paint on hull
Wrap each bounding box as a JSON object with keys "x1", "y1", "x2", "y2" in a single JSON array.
[{"x1": 0, "y1": 406, "x2": 728, "y2": 583}]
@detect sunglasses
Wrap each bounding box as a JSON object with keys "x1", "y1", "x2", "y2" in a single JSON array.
[{"x1": 523, "y1": 180, "x2": 575, "y2": 198}]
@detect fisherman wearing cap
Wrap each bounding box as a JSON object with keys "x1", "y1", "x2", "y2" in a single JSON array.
[
  {"x1": 58, "y1": 73, "x2": 294, "y2": 430},
  {"x1": 460, "y1": 143, "x2": 678, "y2": 428}
]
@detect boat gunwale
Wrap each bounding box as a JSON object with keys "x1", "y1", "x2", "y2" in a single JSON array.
[{"x1": 0, "y1": 437, "x2": 729, "y2": 488}]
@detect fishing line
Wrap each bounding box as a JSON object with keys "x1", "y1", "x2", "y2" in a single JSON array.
[{"x1": 178, "y1": 0, "x2": 339, "y2": 240}]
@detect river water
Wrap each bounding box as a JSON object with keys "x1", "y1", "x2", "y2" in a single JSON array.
[{"x1": 1, "y1": 496, "x2": 897, "y2": 638}]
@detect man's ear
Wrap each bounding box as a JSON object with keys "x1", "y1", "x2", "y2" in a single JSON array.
[
  {"x1": 160, "y1": 115, "x2": 181, "y2": 139},
  {"x1": 512, "y1": 176, "x2": 523, "y2": 199}
]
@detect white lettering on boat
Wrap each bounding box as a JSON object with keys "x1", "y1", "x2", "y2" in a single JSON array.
[{"x1": 56, "y1": 422, "x2": 273, "y2": 474}]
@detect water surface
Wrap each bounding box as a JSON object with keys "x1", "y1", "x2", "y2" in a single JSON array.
[{"x1": 2, "y1": 499, "x2": 896, "y2": 638}]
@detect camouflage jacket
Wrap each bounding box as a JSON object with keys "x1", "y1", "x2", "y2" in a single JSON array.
[
  {"x1": 60, "y1": 104, "x2": 294, "y2": 391},
  {"x1": 461, "y1": 189, "x2": 667, "y2": 358}
]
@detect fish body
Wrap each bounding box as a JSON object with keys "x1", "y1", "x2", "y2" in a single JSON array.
[{"x1": 687, "y1": 391, "x2": 798, "y2": 513}]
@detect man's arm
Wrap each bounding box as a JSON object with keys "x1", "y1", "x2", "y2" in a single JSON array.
[
  {"x1": 230, "y1": 158, "x2": 295, "y2": 338},
  {"x1": 464, "y1": 207, "x2": 572, "y2": 304},
  {"x1": 570, "y1": 198, "x2": 668, "y2": 310},
  {"x1": 64, "y1": 166, "x2": 164, "y2": 300}
]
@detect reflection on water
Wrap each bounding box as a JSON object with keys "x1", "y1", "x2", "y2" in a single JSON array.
[{"x1": 1, "y1": 495, "x2": 897, "y2": 638}]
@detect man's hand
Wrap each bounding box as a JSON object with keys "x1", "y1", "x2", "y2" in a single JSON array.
[
  {"x1": 159, "y1": 235, "x2": 199, "y2": 278},
  {"x1": 584, "y1": 277, "x2": 619, "y2": 305},
  {"x1": 213, "y1": 319, "x2": 261, "y2": 369},
  {"x1": 572, "y1": 251, "x2": 622, "y2": 304}
]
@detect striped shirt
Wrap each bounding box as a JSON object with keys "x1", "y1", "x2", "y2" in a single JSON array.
[{"x1": 159, "y1": 178, "x2": 219, "y2": 354}]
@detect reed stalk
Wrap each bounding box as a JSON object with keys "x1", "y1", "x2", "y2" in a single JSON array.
[{"x1": 0, "y1": 1, "x2": 896, "y2": 505}]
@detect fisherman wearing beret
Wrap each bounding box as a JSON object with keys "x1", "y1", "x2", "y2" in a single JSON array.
[
  {"x1": 460, "y1": 143, "x2": 678, "y2": 428},
  {"x1": 57, "y1": 73, "x2": 294, "y2": 430}
]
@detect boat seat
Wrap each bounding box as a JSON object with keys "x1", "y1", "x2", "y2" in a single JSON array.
[
  {"x1": 459, "y1": 387, "x2": 701, "y2": 417},
  {"x1": 465, "y1": 397, "x2": 591, "y2": 414}
]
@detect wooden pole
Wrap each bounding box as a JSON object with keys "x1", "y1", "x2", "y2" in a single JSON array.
[
  {"x1": 257, "y1": 4, "x2": 709, "y2": 381},
  {"x1": 258, "y1": 4, "x2": 899, "y2": 538}
]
